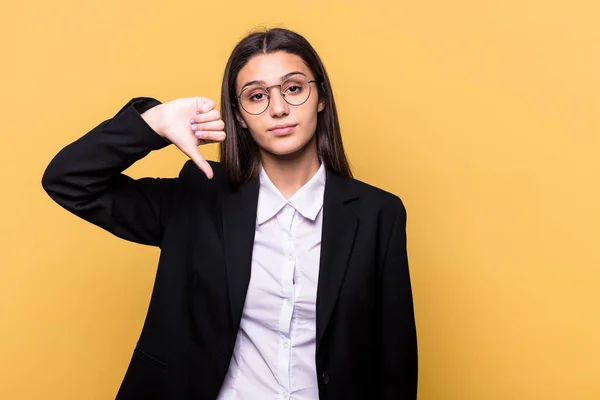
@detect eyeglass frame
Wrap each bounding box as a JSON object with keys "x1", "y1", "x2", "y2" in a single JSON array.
[{"x1": 234, "y1": 78, "x2": 318, "y2": 115}]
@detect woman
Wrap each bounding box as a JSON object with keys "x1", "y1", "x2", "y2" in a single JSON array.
[{"x1": 42, "y1": 28, "x2": 418, "y2": 400}]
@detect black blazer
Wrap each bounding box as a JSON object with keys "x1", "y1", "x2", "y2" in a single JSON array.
[{"x1": 42, "y1": 98, "x2": 418, "y2": 400}]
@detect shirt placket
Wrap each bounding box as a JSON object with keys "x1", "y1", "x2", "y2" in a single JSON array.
[{"x1": 276, "y1": 203, "x2": 296, "y2": 400}]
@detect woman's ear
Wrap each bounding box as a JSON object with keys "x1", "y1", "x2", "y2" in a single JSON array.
[
  {"x1": 317, "y1": 82, "x2": 326, "y2": 112},
  {"x1": 318, "y1": 99, "x2": 325, "y2": 113},
  {"x1": 235, "y1": 110, "x2": 248, "y2": 128}
]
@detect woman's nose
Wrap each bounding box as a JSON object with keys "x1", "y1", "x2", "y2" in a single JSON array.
[{"x1": 268, "y1": 87, "x2": 290, "y2": 117}]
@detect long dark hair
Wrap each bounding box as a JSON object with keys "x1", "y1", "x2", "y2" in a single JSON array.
[{"x1": 219, "y1": 28, "x2": 352, "y2": 188}]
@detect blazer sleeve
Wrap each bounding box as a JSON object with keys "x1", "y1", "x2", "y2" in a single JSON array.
[
  {"x1": 378, "y1": 198, "x2": 418, "y2": 399},
  {"x1": 41, "y1": 97, "x2": 181, "y2": 247}
]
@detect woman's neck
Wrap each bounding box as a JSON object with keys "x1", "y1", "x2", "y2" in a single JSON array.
[{"x1": 260, "y1": 139, "x2": 321, "y2": 199}]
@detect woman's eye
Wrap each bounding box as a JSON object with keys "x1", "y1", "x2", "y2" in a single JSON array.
[
  {"x1": 286, "y1": 85, "x2": 302, "y2": 93},
  {"x1": 250, "y1": 93, "x2": 266, "y2": 101}
]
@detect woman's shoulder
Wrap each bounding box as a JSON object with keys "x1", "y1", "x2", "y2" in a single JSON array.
[
  {"x1": 178, "y1": 160, "x2": 228, "y2": 190},
  {"x1": 330, "y1": 171, "x2": 406, "y2": 214},
  {"x1": 328, "y1": 173, "x2": 404, "y2": 209}
]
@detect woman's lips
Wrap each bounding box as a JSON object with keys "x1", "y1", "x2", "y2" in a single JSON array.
[{"x1": 270, "y1": 124, "x2": 296, "y2": 136}]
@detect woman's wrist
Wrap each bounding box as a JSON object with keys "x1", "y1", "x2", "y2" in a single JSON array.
[{"x1": 141, "y1": 104, "x2": 166, "y2": 138}]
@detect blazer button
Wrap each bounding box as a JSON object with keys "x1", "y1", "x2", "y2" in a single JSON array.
[{"x1": 321, "y1": 371, "x2": 330, "y2": 385}]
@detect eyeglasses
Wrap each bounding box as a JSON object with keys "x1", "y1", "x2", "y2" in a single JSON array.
[{"x1": 235, "y1": 77, "x2": 317, "y2": 115}]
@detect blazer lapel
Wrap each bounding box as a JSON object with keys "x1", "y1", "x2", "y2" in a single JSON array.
[
  {"x1": 316, "y1": 170, "x2": 359, "y2": 350},
  {"x1": 220, "y1": 179, "x2": 259, "y2": 335}
]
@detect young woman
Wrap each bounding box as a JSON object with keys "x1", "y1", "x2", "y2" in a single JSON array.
[{"x1": 42, "y1": 28, "x2": 418, "y2": 400}]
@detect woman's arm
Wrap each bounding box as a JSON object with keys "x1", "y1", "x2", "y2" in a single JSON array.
[
  {"x1": 42, "y1": 98, "x2": 182, "y2": 246},
  {"x1": 378, "y1": 198, "x2": 418, "y2": 399}
]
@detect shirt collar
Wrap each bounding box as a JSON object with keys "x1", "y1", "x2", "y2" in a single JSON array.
[{"x1": 256, "y1": 163, "x2": 326, "y2": 225}]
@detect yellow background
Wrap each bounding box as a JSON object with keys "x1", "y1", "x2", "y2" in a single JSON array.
[{"x1": 1, "y1": 0, "x2": 599, "y2": 398}]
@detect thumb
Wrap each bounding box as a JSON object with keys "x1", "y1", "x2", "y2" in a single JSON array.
[
  {"x1": 182, "y1": 144, "x2": 214, "y2": 179},
  {"x1": 196, "y1": 97, "x2": 217, "y2": 114}
]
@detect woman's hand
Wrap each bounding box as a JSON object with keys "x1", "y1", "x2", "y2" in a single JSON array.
[{"x1": 141, "y1": 97, "x2": 226, "y2": 179}]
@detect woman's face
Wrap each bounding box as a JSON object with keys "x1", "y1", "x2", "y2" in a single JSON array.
[{"x1": 234, "y1": 51, "x2": 325, "y2": 159}]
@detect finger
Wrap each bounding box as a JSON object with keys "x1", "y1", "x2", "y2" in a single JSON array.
[
  {"x1": 196, "y1": 97, "x2": 216, "y2": 114},
  {"x1": 196, "y1": 96, "x2": 203, "y2": 114},
  {"x1": 189, "y1": 110, "x2": 220, "y2": 124},
  {"x1": 181, "y1": 144, "x2": 214, "y2": 179},
  {"x1": 191, "y1": 120, "x2": 225, "y2": 133},
  {"x1": 193, "y1": 130, "x2": 227, "y2": 143}
]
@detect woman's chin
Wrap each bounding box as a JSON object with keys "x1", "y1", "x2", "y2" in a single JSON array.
[
  {"x1": 262, "y1": 137, "x2": 316, "y2": 158},
  {"x1": 265, "y1": 145, "x2": 305, "y2": 158}
]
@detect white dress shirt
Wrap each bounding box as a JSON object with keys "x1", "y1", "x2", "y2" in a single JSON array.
[{"x1": 217, "y1": 163, "x2": 326, "y2": 400}]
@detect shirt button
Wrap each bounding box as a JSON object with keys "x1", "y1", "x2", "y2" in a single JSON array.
[
  {"x1": 321, "y1": 371, "x2": 330, "y2": 385},
  {"x1": 283, "y1": 341, "x2": 289, "y2": 349},
  {"x1": 287, "y1": 254, "x2": 293, "y2": 261},
  {"x1": 287, "y1": 298, "x2": 293, "y2": 306}
]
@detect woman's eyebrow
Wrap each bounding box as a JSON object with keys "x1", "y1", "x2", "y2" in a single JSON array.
[{"x1": 240, "y1": 71, "x2": 307, "y2": 91}]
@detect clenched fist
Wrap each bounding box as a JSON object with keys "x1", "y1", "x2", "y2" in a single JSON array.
[{"x1": 141, "y1": 97, "x2": 226, "y2": 179}]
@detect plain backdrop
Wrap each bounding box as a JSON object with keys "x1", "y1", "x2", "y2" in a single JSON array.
[{"x1": 1, "y1": 0, "x2": 599, "y2": 398}]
